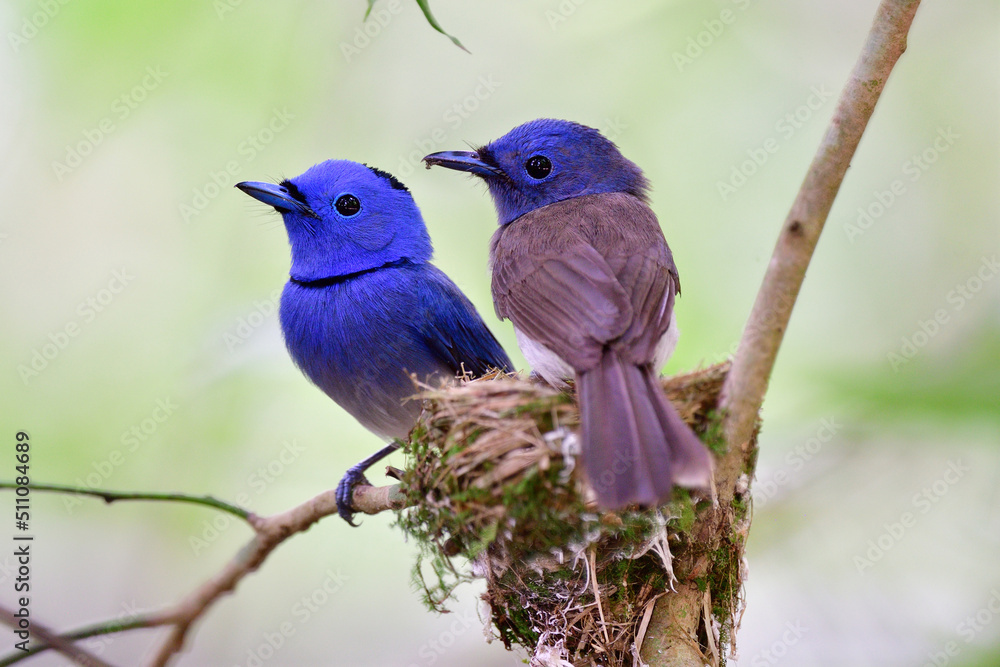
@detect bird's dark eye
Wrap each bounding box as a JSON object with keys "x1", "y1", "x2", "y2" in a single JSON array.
[
  {"x1": 335, "y1": 194, "x2": 361, "y2": 216},
  {"x1": 524, "y1": 155, "x2": 552, "y2": 179}
]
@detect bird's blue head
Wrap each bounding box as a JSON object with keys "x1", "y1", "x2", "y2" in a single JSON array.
[
  {"x1": 236, "y1": 160, "x2": 432, "y2": 281},
  {"x1": 423, "y1": 119, "x2": 649, "y2": 225}
]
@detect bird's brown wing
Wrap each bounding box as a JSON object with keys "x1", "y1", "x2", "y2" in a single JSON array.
[{"x1": 490, "y1": 192, "x2": 678, "y2": 371}]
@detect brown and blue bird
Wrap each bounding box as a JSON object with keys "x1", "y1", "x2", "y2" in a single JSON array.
[{"x1": 425, "y1": 119, "x2": 713, "y2": 508}]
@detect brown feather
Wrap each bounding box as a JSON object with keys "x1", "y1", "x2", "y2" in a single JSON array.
[{"x1": 490, "y1": 191, "x2": 711, "y2": 507}]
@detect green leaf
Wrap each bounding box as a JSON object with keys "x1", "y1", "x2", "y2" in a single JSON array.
[
  {"x1": 363, "y1": 1, "x2": 468, "y2": 51},
  {"x1": 414, "y1": 0, "x2": 469, "y2": 53}
]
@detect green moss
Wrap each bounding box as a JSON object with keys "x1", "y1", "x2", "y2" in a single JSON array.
[
  {"x1": 731, "y1": 494, "x2": 749, "y2": 518},
  {"x1": 705, "y1": 535, "x2": 743, "y2": 632},
  {"x1": 396, "y1": 437, "x2": 681, "y2": 613},
  {"x1": 699, "y1": 408, "x2": 729, "y2": 456},
  {"x1": 392, "y1": 364, "x2": 742, "y2": 663},
  {"x1": 493, "y1": 591, "x2": 541, "y2": 648},
  {"x1": 744, "y1": 440, "x2": 760, "y2": 475},
  {"x1": 668, "y1": 490, "x2": 697, "y2": 535}
]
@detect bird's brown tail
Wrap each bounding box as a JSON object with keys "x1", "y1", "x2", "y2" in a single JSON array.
[{"x1": 577, "y1": 348, "x2": 713, "y2": 508}]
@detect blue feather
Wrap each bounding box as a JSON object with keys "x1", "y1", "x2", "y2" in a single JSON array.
[{"x1": 237, "y1": 160, "x2": 511, "y2": 521}]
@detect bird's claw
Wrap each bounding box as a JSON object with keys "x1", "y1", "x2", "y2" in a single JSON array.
[{"x1": 335, "y1": 468, "x2": 372, "y2": 526}]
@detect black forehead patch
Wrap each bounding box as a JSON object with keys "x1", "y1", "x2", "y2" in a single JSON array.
[
  {"x1": 279, "y1": 179, "x2": 309, "y2": 204},
  {"x1": 475, "y1": 145, "x2": 501, "y2": 170},
  {"x1": 364, "y1": 164, "x2": 409, "y2": 192}
]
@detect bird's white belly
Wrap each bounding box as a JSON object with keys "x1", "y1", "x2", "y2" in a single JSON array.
[
  {"x1": 652, "y1": 310, "x2": 679, "y2": 370},
  {"x1": 514, "y1": 310, "x2": 679, "y2": 384},
  {"x1": 514, "y1": 328, "x2": 575, "y2": 387}
]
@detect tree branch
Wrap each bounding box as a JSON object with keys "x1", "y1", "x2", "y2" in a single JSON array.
[
  {"x1": 0, "y1": 483, "x2": 251, "y2": 521},
  {"x1": 143, "y1": 490, "x2": 341, "y2": 666},
  {"x1": 0, "y1": 605, "x2": 116, "y2": 667},
  {"x1": 646, "y1": 2, "x2": 922, "y2": 665},
  {"x1": 0, "y1": 482, "x2": 406, "y2": 666},
  {"x1": 717, "y1": 0, "x2": 921, "y2": 502},
  {"x1": 0, "y1": 615, "x2": 160, "y2": 666},
  {"x1": 1, "y1": 6, "x2": 922, "y2": 666},
  {"x1": 352, "y1": 482, "x2": 408, "y2": 515},
  {"x1": 145, "y1": 483, "x2": 406, "y2": 666}
]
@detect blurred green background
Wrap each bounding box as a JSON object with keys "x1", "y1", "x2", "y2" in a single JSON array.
[{"x1": 1, "y1": 0, "x2": 998, "y2": 665}]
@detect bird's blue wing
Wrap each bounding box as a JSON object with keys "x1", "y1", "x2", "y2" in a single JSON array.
[{"x1": 413, "y1": 266, "x2": 512, "y2": 377}]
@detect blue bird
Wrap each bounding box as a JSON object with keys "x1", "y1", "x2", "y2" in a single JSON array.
[
  {"x1": 236, "y1": 160, "x2": 511, "y2": 523},
  {"x1": 424, "y1": 119, "x2": 713, "y2": 509}
]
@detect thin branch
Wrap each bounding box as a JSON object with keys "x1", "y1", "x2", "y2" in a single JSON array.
[
  {"x1": 352, "y1": 482, "x2": 407, "y2": 516},
  {"x1": 1, "y1": 6, "x2": 923, "y2": 667},
  {"x1": 0, "y1": 605, "x2": 116, "y2": 667},
  {"x1": 146, "y1": 482, "x2": 405, "y2": 666},
  {"x1": 0, "y1": 483, "x2": 407, "y2": 666},
  {"x1": 717, "y1": 0, "x2": 921, "y2": 501},
  {"x1": 144, "y1": 490, "x2": 337, "y2": 665},
  {"x1": 646, "y1": 2, "x2": 922, "y2": 665},
  {"x1": 0, "y1": 616, "x2": 162, "y2": 666},
  {"x1": 0, "y1": 483, "x2": 251, "y2": 521}
]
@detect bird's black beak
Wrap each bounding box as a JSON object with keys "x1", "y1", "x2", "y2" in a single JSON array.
[
  {"x1": 422, "y1": 151, "x2": 503, "y2": 178},
  {"x1": 235, "y1": 181, "x2": 315, "y2": 216}
]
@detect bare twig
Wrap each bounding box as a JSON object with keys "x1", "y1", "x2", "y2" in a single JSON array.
[
  {"x1": 353, "y1": 482, "x2": 408, "y2": 515},
  {"x1": 0, "y1": 483, "x2": 406, "y2": 666},
  {"x1": 144, "y1": 489, "x2": 340, "y2": 666},
  {"x1": 2, "y1": 4, "x2": 923, "y2": 666},
  {"x1": 647, "y1": 2, "x2": 922, "y2": 665},
  {"x1": 717, "y1": 0, "x2": 922, "y2": 502},
  {"x1": 0, "y1": 605, "x2": 116, "y2": 667},
  {"x1": 0, "y1": 483, "x2": 251, "y2": 521},
  {"x1": 145, "y1": 483, "x2": 405, "y2": 666},
  {"x1": 0, "y1": 616, "x2": 159, "y2": 666}
]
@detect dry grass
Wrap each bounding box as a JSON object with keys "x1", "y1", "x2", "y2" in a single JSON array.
[{"x1": 396, "y1": 362, "x2": 743, "y2": 667}]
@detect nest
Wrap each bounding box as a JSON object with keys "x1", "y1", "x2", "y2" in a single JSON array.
[{"x1": 396, "y1": 362, "x2": 743, "y2": 667}]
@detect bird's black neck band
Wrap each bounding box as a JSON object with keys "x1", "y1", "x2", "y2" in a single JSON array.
[{"x1": 289, "y1": 258, "x2": 411, "y2": 288}]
